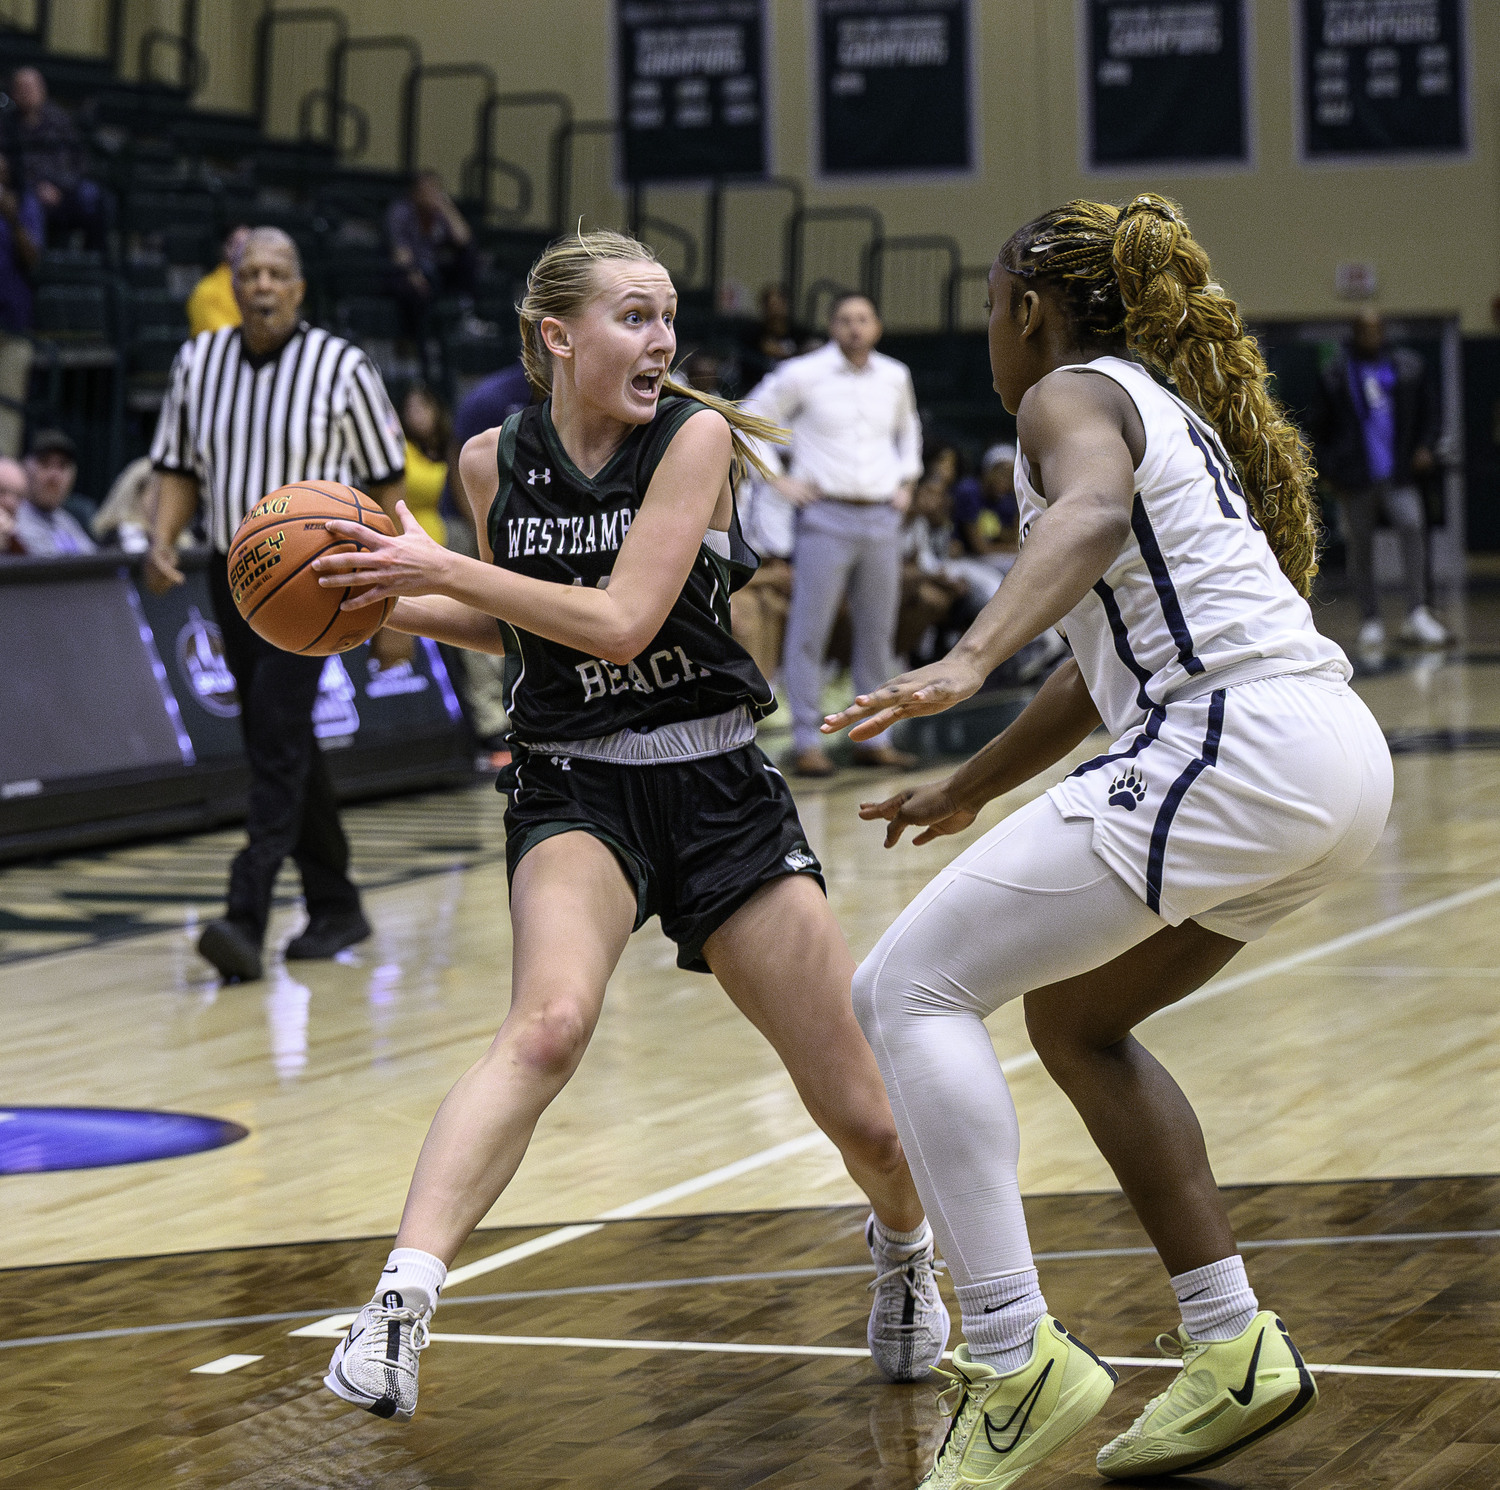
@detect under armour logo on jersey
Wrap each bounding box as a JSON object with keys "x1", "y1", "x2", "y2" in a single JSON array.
[
  {"x1": 527, "y1": 468, "x2": 551, "y2": 485},
  {"x1": 1108, "y1": 767, "x2": 1147, "y2": 811}
]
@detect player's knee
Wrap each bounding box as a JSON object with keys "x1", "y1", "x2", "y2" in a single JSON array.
[
  {"x1": 829, "y1": 1104, "x2": 905, "y2": 1177},
  {"x1": 504, "y1": 1000, "x2": 593, "y2": 1079},
  {"x1": 1024, "y1": 1001, "x2": 1110, "y2": 1084}
]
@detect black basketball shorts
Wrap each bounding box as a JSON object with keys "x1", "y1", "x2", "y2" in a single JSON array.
[{"x1": 499, "y1": 740, "x2": 825, "y2": 973}]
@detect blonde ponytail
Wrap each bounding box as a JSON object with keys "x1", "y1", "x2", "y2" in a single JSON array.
[
  {"x1": 517, "y1": 228, "x2": 786, "y2": 480},
  {"x1": 1000, "y1": 195, "x2": 1321, "y2": 596}
]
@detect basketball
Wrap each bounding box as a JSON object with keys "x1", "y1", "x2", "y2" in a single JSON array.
[{"x1": 225, "y1": 480, "x2": 396, "y2": 656}]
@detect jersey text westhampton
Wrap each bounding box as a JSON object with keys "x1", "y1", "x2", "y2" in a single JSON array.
[{"x1": 486, "y1": 396, "x2": 774, "y2": 741}]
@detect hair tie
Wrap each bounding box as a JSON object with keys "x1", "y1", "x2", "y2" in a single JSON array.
[{"x1": 1122, "y1": 195, "x2": 1178, "y2": 225}]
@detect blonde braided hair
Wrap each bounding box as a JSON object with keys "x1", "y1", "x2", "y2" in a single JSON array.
[
  {"x1": 518, "y1": 228, "x2": 785, "y2": 480},
  {"x1": 1000, "y1": 194, "x2": 1321, "y2": 595}
]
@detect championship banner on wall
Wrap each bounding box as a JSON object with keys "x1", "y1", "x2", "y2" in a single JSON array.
[
  {"x1": 815, "y1": 0, "x2": 972, "y2": 177},
  {"x1": 1082, "y1": 0, "x2": 1250, "y2": 169},
  {"x1": 617, "y1": 0, "x2": 768, "y2": 182},
  {"x1": 1298, "y1": 0, "x2": 1468, "y2": 160}
]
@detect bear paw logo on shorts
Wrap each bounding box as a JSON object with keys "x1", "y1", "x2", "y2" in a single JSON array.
[{"x1": 1108, "y1": 766, "x2": 1147, "y2": 810}]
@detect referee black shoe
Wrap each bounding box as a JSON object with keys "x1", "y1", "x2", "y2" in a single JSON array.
[
  {"x1": 197, "y1": 919, "x2": 264, "y2": 983},
  {"x1": 285, "y1": 910, "x2": 372, "y2": 961}
]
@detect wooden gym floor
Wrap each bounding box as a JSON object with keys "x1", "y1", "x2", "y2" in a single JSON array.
[{"x1": 2, "y1": 590, "x2": 1499, "y2": 1487}]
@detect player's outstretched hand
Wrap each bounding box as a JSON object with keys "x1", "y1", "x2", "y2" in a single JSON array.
[
  {"x1": 315, "y1": 502, "x2": 454, "y2": 608},
  {"x1": 859, "y1": 779, "x2": 977, "y2": 848},
  {"x1": 822, "y1": 654, "x2": 987, "y2": 741}
]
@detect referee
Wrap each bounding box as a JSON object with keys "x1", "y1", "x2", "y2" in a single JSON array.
[{"x1": 144, "y1": 227, "x2": 408, "y2": 983}]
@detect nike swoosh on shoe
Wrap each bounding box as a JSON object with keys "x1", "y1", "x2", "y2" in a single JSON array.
[
  {"x1": 984, "y1": 1362, "x2": 1052, "y2": 1454},
  {"x1": 1228, "y1": 1330, "x2": 1265, "y2": 1406}
]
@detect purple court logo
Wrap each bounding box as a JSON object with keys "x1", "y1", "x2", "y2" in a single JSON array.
[
  {"x1": 176, "y1": 606, "x2": 240, "y2": 717},
  {"x1": 0, "y1": 1107, "x2": 248, "y2": 1174}
]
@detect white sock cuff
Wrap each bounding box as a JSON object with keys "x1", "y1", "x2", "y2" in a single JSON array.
[
  {"x1": 872, "y1": 1216, "x2": 932, "y2": 1252},
  {"x1": 958, "y1": 1270, "x2": 1046, "y2": 1374},
  {"x1": 376, "y1": 1247, "x2": 448, "y2": 1312},
  {"x1": 1171, "y1": 1254, "x2": 1258, "y2": 1342}
]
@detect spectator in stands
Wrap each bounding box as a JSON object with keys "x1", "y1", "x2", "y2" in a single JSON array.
[
  {"x1": 678, "y1": 346, "x2": 726, "y2": 395},
  {"x1": 91, "y1": 455, "x2": 157, "y2": 553},
  {"x1": 0, "y1": 153, "x2": 38, "y2": 458},
  {"x1": 27, "y1": 427, "x2": 94, "y2": 529},
  {"x1": 399, "y1": 384, "x2": 450, "y2": 545},
  {"x1": 950, "y1": 441, "x2": 1021, "y2": 568},
  {"x1": 387, "y1": 170, "x2": 477, "y2": 340},
  {"x1": 0, "y1": 452, "x2": 25, "y2": 554},
  {"x1": 14, "y1": 435, "x2": 93, "y2": 555},
  {"x1": 731, "y1": 469, "x2": 795, "y2": 685},
  {"x1": 2, "y1": 68, "x2": 107, "y2": 250},
  {"x1": 1312, "y1": 308, "x2": 1450, "y2": 648},
  {"x1": 744, "y1": 283, "x2": 798, "y2": 380},
  {"x1": 443, "y1": 359, "x2": 535, "y2": 756},
  {"x1": 187, "y1": 225, "x2": 250, "y2": 337},
  {"x1": 745, "y1": 291, "x2": 922, "y2": 777}
]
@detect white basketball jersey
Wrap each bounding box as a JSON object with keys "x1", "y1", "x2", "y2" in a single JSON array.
[{"x1": 1013, "y1": 356, "x2": 1349, "y2": 738}]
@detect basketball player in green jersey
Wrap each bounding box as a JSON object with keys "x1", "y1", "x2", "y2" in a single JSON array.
[{"x1": 309, "y1": 230, "x2": 949, "y2": 1422}]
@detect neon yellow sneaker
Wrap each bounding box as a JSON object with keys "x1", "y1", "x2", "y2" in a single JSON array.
[
  {"x1": 1096, "y1": 1310, "x2": 1317, "y2": 1479},
  {"x1": 918, "y1": 1316, "x2": 1116, "y2": 1489}
]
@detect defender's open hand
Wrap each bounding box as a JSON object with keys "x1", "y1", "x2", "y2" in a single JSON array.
[
  {"x1": 822, "y1": 654, "x2": 987, "y2": 741},
  {"x1": 315, "y1": 501, "x2": 455, "y2": 608},
  {"x1": 859, "y1": 779, "x2": 978, "y2": 848}
]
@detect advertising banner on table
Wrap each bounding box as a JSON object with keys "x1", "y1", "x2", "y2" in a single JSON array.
[
  {"x1": 815, "y1": 0, "x2": 973, "y2": 177},
  {"x1": 1298, "y1": 0, "x2": 1468, "y2": 161},
  {"x1": 1082, "y1": 0, "x2": 1251, "y2": 170},
  {"x1": 616, "y1": 0, "x2": 768, "y2": 182}
]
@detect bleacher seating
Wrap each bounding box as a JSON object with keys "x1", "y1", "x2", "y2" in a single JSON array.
[{"x1": 0, "y1": 10, "x2": 1008, "y2": 500}]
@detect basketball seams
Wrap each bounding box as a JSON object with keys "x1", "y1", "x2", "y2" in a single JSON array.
[{"x1": 226, "y1": 481, "x2": 394, "y2": 654}]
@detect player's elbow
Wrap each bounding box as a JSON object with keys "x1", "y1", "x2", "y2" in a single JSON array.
[{"x1": 596, "y1": 624, "x2": 648, "y2": 667}]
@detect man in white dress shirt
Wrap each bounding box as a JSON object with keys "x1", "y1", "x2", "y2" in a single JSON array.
[{"x1": 745, "y1": 294, "x2": 922, "y2": 775}]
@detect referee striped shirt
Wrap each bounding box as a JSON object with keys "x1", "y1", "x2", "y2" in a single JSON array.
[{"x1": 149, "y1": 322, "x2": 407, "y2": 552}]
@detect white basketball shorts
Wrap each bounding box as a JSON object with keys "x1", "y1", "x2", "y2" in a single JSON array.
[{"x1": 1047, "y1": 665, "x2": 1393, "y2": 941}]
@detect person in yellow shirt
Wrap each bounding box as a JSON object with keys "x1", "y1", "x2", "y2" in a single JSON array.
[
  {"x1": 399, "y1": 383, "x2": 449, "y2": 545},
  {"x1": 186, "y1": 225, "x2": 249, "y2": 337}
]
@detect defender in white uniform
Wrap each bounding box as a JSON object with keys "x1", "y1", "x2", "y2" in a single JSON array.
[
  {"x1": 1022, "y1": 354, "x2": 1387, "y2": 938},
  {"x1": 827, "y1": 196, "x2": 1393, "y2": 1490}
]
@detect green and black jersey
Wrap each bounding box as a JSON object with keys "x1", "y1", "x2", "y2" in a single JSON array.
[{"x1": 486, "y1": 395, "x2": 775, "y2": 741}]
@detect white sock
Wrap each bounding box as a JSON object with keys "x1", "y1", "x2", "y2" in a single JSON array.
[
  {"x1": 1172, "y1": 1255, "x2": 1258, "y2": 1342},
  {"x1": 374, "y1": 1247, "x2": 446, "y2": 1315},
  {"x1": 872, "y1": 1216, "x2": 932, "y2": 1256},
  {"x1": 957, "y1": 1269, "x2": 1047, "y2": 1375}
]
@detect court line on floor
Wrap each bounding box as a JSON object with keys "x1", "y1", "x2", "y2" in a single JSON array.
[
  {"x1": 443, "y1": 1131, "x2": 830, "y2": 1287},
  {"x1": 282, "y1": 1319, "x2": 1500, "y2": 1381},
  {"x1": 996, "y1": 871, "x2": 1500, "y2": 1078},
  {"x1": 448, "y1": 873, "x2": 1500, "y2": 1284},
  {"x1": 5, "y1": 1226, "x2": 1496, "y2": 1355}
]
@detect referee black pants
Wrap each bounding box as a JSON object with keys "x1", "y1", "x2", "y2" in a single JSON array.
[{"x1": 208, "y1": 557, "x2": 362, "y2": 940}]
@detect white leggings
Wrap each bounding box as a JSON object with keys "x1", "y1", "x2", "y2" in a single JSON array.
[{"x1": 852, "y1": 795, "x2": 1165, "y2": 1289}]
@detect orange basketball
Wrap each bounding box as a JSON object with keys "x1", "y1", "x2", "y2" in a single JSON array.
[{"x1": 226, "y1": 481, "x2": 397, "y2": 655}]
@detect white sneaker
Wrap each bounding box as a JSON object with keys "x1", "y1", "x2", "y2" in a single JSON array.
[
  {"x1": 1399, "y1": 605, "x2": 1451, "y2": 648},
  {"x1": 866, "y1": 1214, "x2": 951, "y2": 1381},
  {"x1": 324, "y1": 1292, "x2": 432, "y2": 1421},
  {"x1": 1357, "y1": 618, "x2": 1386, "y2": 648}
]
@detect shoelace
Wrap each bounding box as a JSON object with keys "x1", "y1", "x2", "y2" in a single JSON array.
[
  {"x1": 868, "y1": 1254, "x2": 948, "y2": 1305},
  {"x1": 368, "y1": 1305, "x2": 432, "y2": 1357},
  {"x1": 1132, "y1": 1330, "x2": 1206, "y2": 1420},
  {"x1": 930, "y1": 1364, "x2": 985, "y2": 1471}
]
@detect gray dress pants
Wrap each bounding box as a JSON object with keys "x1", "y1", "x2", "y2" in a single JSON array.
[
  {"x1": 784, "y1": 499, "x2": 902, "y2": 750},
  {"x1": 1336, "y1": 481, "x2": 1428, "y2": 619}
]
